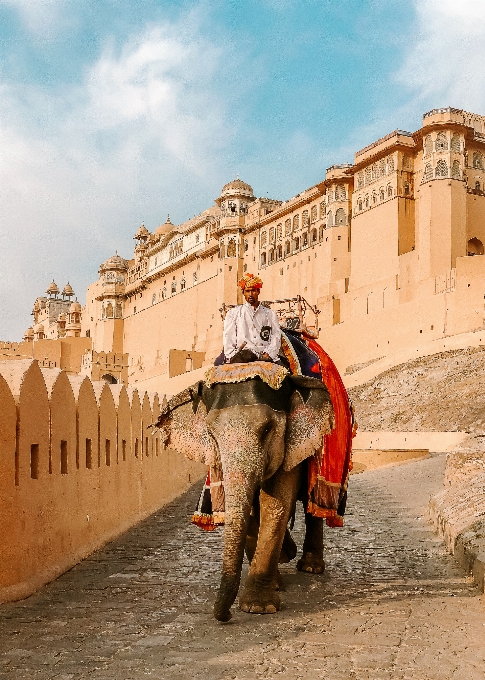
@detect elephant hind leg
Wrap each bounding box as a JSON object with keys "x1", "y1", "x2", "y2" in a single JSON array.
[{"x1": 297, "y1": 513, "x2": 325, "y2": 574}]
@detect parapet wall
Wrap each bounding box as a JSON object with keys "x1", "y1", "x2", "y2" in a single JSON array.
[{"x1": 0, "y1": 359, "x2": 205, "y2": 604}]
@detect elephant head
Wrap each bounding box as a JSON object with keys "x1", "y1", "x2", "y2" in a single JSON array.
[{"x1": 156, "y1": 374, "x2": 334, "y2": 621}]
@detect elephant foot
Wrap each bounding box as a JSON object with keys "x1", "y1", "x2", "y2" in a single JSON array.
[
  {"x1": 279, "y1": 528, "x2": 298, "y2": 564},
  {"x1": 239, "y1": 576, "x2": 281, "y2": 615},
  {"x1": 296, "y1": 551, "x2": 326, "y2": 574}
]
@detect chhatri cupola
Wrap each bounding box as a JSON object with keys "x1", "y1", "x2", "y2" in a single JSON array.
[
  {"x1": 46, "y1": 280, "x2": 60, "y2": 298},
  {"x1": 154, "y1": 215, "x2": 174, "y2": 238},
  {"x1": 216, "y1": 177, "x2": 255, "y2": 216}
]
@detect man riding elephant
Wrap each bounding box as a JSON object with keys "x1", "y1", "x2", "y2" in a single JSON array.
[
  {"x1": 215, "y1": 273, "x2": 282, "y2": 365},
  {"x1": 156, "y1": 275, "x2": 353, "y2": 622}
]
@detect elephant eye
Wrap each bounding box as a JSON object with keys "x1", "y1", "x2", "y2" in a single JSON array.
[{"x1": 260, "y1": 423, "x2": 273, "y2": 440}]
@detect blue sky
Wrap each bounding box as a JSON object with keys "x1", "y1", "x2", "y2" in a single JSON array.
[{"x1": 1, "y1": 0, "x2": 485, "y2": 339}]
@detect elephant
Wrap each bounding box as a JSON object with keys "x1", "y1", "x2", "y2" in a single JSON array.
[{"x1": 156, "y1": 367, "x2": 334, "y2": 622}]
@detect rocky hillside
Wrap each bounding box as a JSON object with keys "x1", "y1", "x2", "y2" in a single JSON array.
[{"x1": 349, "y1": 346, "x2": 485, "y2": 434}]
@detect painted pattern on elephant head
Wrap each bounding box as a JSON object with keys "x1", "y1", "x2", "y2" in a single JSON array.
[{"x1": 163, "y1": 400, "x2": 218, "y2": 468}]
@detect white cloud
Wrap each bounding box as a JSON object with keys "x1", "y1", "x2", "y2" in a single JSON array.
[
  {"x1": 0, "y1": 15, "x2": 234, "y2": 339},
  {"x1": 0, "y1": 0, "x2": 68, "y2": 38},
  {"x1": 395, "y1": 0, "x2": 485, "y2": 113}
]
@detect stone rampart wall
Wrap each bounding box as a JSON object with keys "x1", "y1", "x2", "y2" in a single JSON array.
[{"x1": 0, "y1": 359, "x2": 205, "y2": 604}]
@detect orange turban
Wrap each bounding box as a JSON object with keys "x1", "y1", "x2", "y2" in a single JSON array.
[{"x1": 238, "y1": 273, "x2": 263, "y2": 291}]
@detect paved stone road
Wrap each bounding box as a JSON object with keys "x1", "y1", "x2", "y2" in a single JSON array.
[{"x1": 1, "y1": 453, "x2": 485, "y2": 680}]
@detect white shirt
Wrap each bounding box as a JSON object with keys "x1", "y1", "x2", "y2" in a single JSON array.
[{"x1": 223, "y1": 302, "x2": 282, "y2": 361}]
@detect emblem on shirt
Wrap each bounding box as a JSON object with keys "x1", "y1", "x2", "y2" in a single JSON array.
[{"x1": 260, "y1": 325, "x2": 271, "y2": 342}]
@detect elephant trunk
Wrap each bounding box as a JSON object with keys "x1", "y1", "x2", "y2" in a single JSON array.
[
  {"x1": 208, "y1": 406, "x2": 283, "y2": 622},
  {"x1": 213, "y1": 480, "x2": 255, "y2": 621}
]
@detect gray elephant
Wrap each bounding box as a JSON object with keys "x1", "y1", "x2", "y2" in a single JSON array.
[{"x1": 156, "y1": 370, "x2": 334, "y2": 622}]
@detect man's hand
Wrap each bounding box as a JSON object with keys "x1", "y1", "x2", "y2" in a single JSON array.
[{"x1": 259, "y1": 352, "x2": 272, "y2": 362}]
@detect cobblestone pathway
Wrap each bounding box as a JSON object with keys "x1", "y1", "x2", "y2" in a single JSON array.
[{"x1": 1, "y1": 453, "x2": 485, "y2": 680}]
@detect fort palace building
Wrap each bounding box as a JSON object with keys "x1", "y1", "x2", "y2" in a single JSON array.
[{"x1": 5, "y1": 106, "x2": 485, "y2": 390}]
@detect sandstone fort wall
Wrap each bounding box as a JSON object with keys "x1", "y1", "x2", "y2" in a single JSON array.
[{"x1": 0, "y1": 359, "x2": 205, "y2": 604}]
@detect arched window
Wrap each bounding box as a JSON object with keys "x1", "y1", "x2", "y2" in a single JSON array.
[
  {"x1": 473, "y1": 151, "x2": 484, "y2": 170},
  {"x1": 171, "y1": 281, "x2": 176, "y2": 294},
  {"x1": 371, "y1": 163, "x2": 378, "y2": 181},
  {"x1": 293, "y1": 214, "x2": 300, "y2": 231},
  {"x1": 319, "y1": 202, "x2": 325, "y2": 218},
  {"x1": 435, "y1": 159, "x2": 448, "y2": 177},
  {"x1": 269, "y1": 227, "x2": 275, "y2": 243},
  {"x1": 302, "y1": 232, "x2": 308, "y2": 248},
  {"x1": 285, "y1": 240, "x2": 291, "y2": 255},
  {"x1": 260, "y1": 231, "x2": 267, "y2": 247},
  {"x1": 335, "y1": 184, "x2": 346, "y2": 200},
  {"x1": 294, "y1": 237, "x2": 300, "y2": 251},
  {"x1": 319, "y1": 226, "x2": 325, "y2": 240},
  {"x1": 277, "y1": 245, "x2": 283, "y2": 259},
  {"x1": 365, "y1": 195, "x2": 369, "y2": 208},
  {"x1": 379, "y1": 187, "x2": 385, "y2": 201},
  {"x1": 115, "y1": 303, "x2": 122, "y2": 318},
  {"x1": 358, "y1": 198, "x2": 363, "y2": 211},
  {"x1": 423, "y1": 163, "x2": 433, "y2": 181},
  {"x1": 451, "y1": 160, "x2": 461, "y2": 179},
  {"x1": 424, "y1": 135, "x2": 432, "y2": 156},
  {"x1": 372, "y1": 191, "x2": 378, "y2": 204},
  {"x1": 379, "y1": 159, "x2": 386, "y2": 176},
  {"x1": 180, "y1": 278, "x2": 186, "y2": 291},
  {"x1": 106, "y1": 302, "x2": 113, "y2": 318},
  {"x1": 277, "y1": 223, "x2": 282, "y2": 239},
  {"x1": 285, "y1": 219, "x2": 292, "y2": 235},
  {"x1": 269, "y1": 249, "x2": 275, "y2": 264},
  {"x1": 152, "y1": 293, "x2": 156, "y2": 305},
  {"x1": 162, "y1": 286, "x2": 167, "y2": 299},
  {"x1": 475, "y1": 181, "x2": 481, "y2": 191},
  {"x1": 365, "y1": 167, "x2": 372, "y2": 184},
  {"x1": 335, "y1": 208, "x2": 346, "y2": 225},
  {"x1": 227, "y1": 239, "x2": 236, "y2": 257},
  {"x1": 435, "y1": 132, "x2": 448, "y2": 151},
  {"x1": 302, "y1": 210, "x2": 309, "y2": 227},
  {"x1": 311, "y1": 205, "x2": 317, "y2": 222},
  {"x1": 357, "y1": 172, "x2": 364, "y2": 188},
  {"x1": 468, "y1": 238, "x2": 484, "y2": 256},
  {"x1": 312, "y1": 228, "x2": 317, "y2": 244},
  {"x1": 244, "y1": 239, "x2": 248, "y2": 252},
  {"x1": 240, "y1": 202, "x2": 247, "y2": 214},
  {"x1": 260, "y1": 252, "x2": 266, "y2": 267},
  {"x1": 327, "y1": 210, "x2": 333, "y2": 227},
  {"x1": 403, "y1": 182, "x2": 410, "y2": 196},
  {"x1": 193, "y1": 272, "x2": 198, "y2": 284},
  {"x1": 451, "y1": 134, "x2": 461, "y2": 152}
]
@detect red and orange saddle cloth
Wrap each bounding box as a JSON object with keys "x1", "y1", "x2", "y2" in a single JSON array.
[{"x1": 192, "y1": 330, "x2": 355, "y2": 530}]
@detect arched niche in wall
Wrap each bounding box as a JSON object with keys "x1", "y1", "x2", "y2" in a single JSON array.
[{"x1": 467, "y1": 237, "x2": 484, "y2": 256}]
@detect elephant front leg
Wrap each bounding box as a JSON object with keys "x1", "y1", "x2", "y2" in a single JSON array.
[
  {"x1": 297, "y1": 512, "x2": 325, "y2": 574},
  {"x1": 239, "y1": 466, "x2": 300, "y2": 614}
]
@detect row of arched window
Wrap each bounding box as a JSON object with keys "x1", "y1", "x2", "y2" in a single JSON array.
[
  {"x1": 150, "y1": 271, "x2": 199, "y2": 304},
  {"x1": 473, "y1": 151, "x2": 484, "y2": 170},
  {"x1": 327, "y1": 185, "x2": 347, "y2": 203},
  {"x1": 260, "y1": 203, "x2": 325, "y2": 246},
  {"x1": 101, "y1": 302, "x2": 123, "y2": 319},
  {"x1": 423, "y1": 160, "x2": 461, "y2": 181},
  {"x1": 326, "y1": 208, "x2": 347, "y2": 226},
  {"x1": 355, "y1": 185, "x2": 394, "y2": 212},
  {"x1": 219, "y1": 239, "x2": 237, "y2": 258},
  {"x1": 423, "y1": 132, "x2": 461, "y2": 156},
  {"x1": 260, "y1": 228, "x2": 324, "y2": 266},
  {"x1": 356, "y1": 156, "x2": 395, "y2": 189}
]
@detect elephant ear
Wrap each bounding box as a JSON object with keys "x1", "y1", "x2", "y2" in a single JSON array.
[
  {"x1": 163, "y1": 399, "x2": 218, "y2": 468},
  {"x1": 283, "y1": 387, "x2": 334, "y2": 471}
]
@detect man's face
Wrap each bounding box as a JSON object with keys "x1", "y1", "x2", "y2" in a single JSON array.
[{"x1": 243, "y1": 286, "x2": 260, "y2": 307}]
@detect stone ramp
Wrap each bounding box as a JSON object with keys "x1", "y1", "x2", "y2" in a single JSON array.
[{"x1": 1, "y1": 454, "x2": 485, "y2": 679}]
